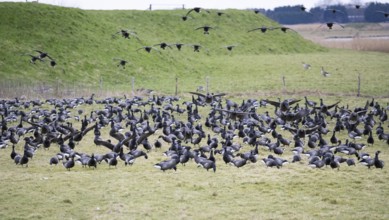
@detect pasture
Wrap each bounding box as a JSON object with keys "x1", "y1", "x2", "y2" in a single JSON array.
[{"x1": 0, "y1": 2, "x2": 389, "y2": 220}]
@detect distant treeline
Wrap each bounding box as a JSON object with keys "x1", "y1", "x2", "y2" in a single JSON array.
[{"x1": 255, "y1": 2, "x2": 389, "y2": 24}]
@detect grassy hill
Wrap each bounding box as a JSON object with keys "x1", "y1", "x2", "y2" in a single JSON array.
[{"x1": 0, "y1": 2, "x2": 326, "y2": 94}]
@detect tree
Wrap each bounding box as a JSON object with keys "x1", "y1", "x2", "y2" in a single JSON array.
[
  {"x1": 323, "y1": 5, "x2": 349, "y2": 23},
  {"x1": 364, "y1": 2, "x2": 389, "y2": 22}
]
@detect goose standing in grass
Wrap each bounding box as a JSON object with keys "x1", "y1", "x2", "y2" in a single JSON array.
[
  {"x1": 63, "y1": 154, "x2": 75, "y2": 171},
  {"x1": 154, "y1": 155, "x2": 179, "y2": 172},
  {"x1": 374, "y1": 151, "x2": 384, "y2": 169},
  {"x1": 330, "y1": 155, "x2": 340, "y2": 170},
  {"x1": 107, "y1": 153, "x2": 118, "y2": 168},
  {"x1": 88, "y1": 153, "x2": 97, "y2": 169},
  {"x1": 10, "y1": 145, "x2": 19, "y2": 160},
  {"x1": 321, "y1": 67, "x2": 331, "y2": 77},
  {"x1": 19, "y1": 151, "x2": 29, "y2": 167},
  {"x1": 49, "y1": 156, "x2": 59, "y2": 166},
  {"x1": 302, "y1": 62, "x2": 311, "y2": 70}
]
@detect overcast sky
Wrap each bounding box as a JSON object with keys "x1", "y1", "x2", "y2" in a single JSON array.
[{"x1": 3, "y1": 0, "x2": 389, "y2": 10}]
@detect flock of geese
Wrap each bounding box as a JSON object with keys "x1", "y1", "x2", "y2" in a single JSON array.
[
  {"x1": 0, "y1": 93, "x2": 388, "y2": 172},
  {"x1": 9, "y1": 5, "x2": 389, "y2": 172}
]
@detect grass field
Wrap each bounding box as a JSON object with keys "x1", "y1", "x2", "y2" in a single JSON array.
[
  {"x1": 0, "y1": 96, "x2": 389, "y2": 220},
  {"x1": 1, "y1": 2, "x2": 389, "y2": 220}
]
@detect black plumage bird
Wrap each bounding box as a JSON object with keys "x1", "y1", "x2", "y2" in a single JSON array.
[
  {"x1": 189, "y1": 92, "x2": 226, "y2": 104},
  {"x1": 195, "y1": 25, "x2": 216, "y2": 34},
  {"x1": 185, "y1": 7, "x2": 210, "y2": 16},
  {"x1": 113, "y1": 58, "x2": 129, "y2": 69},
  {"x1": 374, "y1": 151, "x2": 384, "y2": 169},
  {"x1": 136, "y1": 46, "x2": 161, "y2": 54},
  {"x1": 113, "y1": 29, "x2": 140, "y2": 40},
  {"x1": 248, "y1": 26, "x2": 272, "y2": 33},
  {"x1": 34, "y1": 50, "x2": 52, "y2": 59},
  {"x1": 273, "y1": 26, "x2": 296, "y2": 33},
  {"x1": 154, "y1": 42, "x2": 172, "y2": 50},
  {"x1": 63, "y1": 154, "x2": 75, "y2": 171},
  {"x1": 326, "y1": 8, "x2": 345, "y2": 14},
  {"x1": 376, "y1": 11, "x2": 389, "y2": 18},
  {"x1": 320, "y1": 22, "x2": 344, "y2": 29},
  {"x1": 24, "y1": 54, "x2": 44, "y2": 64}
]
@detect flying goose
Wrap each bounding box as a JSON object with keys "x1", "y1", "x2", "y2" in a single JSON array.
[
  {"x1": 136, "y1": 46, "x2": 161, "y2": 54},
  {"x1": 326, "y1": 8, "x2": 345, "y2": 14},
  {"x1": 320, "y1": 22, "x2": 344, "y2": 29},
  {"x1": 221, "y1": 45, "x2": 237, "y2": 53},
  {"x1": 171, "y1": 43, "x2": 185, "y2": 51},
  {"x1": 195, "y1": 25, "x2": 216, "y2": 34},
  {"x1": 185, "y1": 7, "x2": 210, "y2": 16},
  {"x1": 191, "y1": 44, "x2": 203, "y2": 52},
  {"x1": 23, "y1": 54, "x2": 44, "y2": 64},
  {"x1": 248, "y1": 26, "x2": 272, "y2": 33},
  {"x1": 189, "y1": 92, "x2": 226, "y2": 104},
  {"x1": 272, "y1": 27, "x2": 296, "y2": 33},
  {"x1": 376, "y1": 11, "x2": 389, "y2": 18},
  {"x1": 34, "y1": 50, "x2": 53, "y2": 60},
  {"x1": 300, "y1": 5, "x2": 313, "y2": 14},
  {"x1": 113, "y1": 58, "x2": 129, "y2": 69},
  {"x1": 153, "y1": 42, "x2": 173, "y2": 50},
  {"x1": 113, "y1": 29, "x2": 140, "y2": 40}
]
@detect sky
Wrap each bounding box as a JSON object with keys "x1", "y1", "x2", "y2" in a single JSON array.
[{"x1": 3, "y1": 0, "x2": 389, "y2": 10}]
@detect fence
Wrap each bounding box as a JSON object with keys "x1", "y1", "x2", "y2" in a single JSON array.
[
  {"x1": 0, "y1": 73, "x2": 369, "y2": 100},
  {"x1": 148, "y1": 4, "x2": 185, "y2": 10}
]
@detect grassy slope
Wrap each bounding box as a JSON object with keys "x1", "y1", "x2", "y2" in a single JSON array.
[{"x1": 1, "y1": 2, "x2": 326, "y2": 91}]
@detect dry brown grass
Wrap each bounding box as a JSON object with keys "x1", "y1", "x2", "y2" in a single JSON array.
[{"x1": 288, "y1": 23, "x2": 389, "y2": 53}]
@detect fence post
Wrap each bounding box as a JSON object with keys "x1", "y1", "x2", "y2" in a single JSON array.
[
  {"x1": 282, "y1": 75, "x2": 286, "y2": 94},
  {"x1": 99, "y1": 76, "x2": 103, "y2": 97},
  {"x1": 132, "y1": 77, "x2": 135, "y2": 97},
  {"x1": 149, "y1": 4, "x2": 152, "y2": 11},
  {"x1": 357, "y1": 73, "x2": 361, "y2": 97},
  {"x1": 206, "y1": 76, "x2": 209, "y2": 93},
  {"x1": 175, "y1": 77, "x2": 178, "y2": 96}
]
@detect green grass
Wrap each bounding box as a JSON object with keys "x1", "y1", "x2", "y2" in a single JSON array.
[{"x1": 0, "y1": 3, "x2": 389, "y2": 219}]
